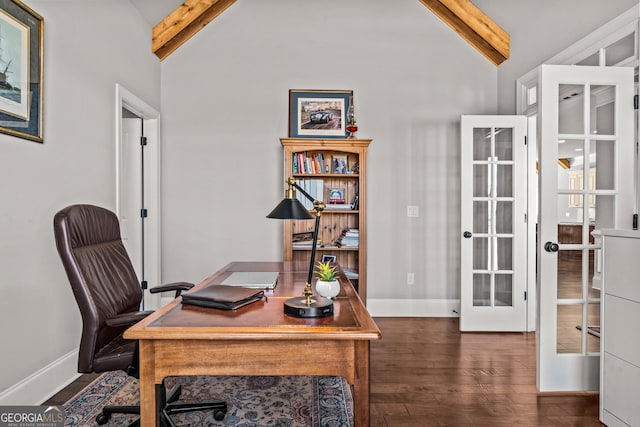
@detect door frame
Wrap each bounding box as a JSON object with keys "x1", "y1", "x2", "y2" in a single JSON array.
[{"x1": 115, "y1": 84, "x2": 162, "y2": 310}]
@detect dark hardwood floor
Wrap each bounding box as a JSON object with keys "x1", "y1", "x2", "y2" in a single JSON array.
[
  {"x1": 42, "y1": 373, "x2": 99, "y2": 406},
  {"x1": 44, "y1": 318, "x2": 602, "y2": 426},
  {"x1": 370, "y1": 318, "x2": 601, "y2": 427}
]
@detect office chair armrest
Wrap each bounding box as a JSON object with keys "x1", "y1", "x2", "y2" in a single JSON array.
[
  {"x1": 105, "y1": 311, "x2": 153, "y2": 327},
  {"x1": 149, "y1": 282, "x2": 194, "y2": 294}
]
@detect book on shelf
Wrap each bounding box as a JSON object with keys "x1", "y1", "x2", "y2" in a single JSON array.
[
  {"x1": 335, "y1": 228, "x2": 359, "y2": 248},
  {"x1": 326, "y1": 194, "x2": 359, "y2": 211},
  {"x1": 293, "y1": 152, "x2": 330, "y2": 174},
  {"x1": 292, "y1": 231, "x2": 314, "y2": 242},
  {"x1": 295, "y1": 179, "x2": 324, "y2": 210},
  {"x1": 325, "y1": 204, "x2": 353, "y2": 211},
  {"x1": 292, "y1": 239, "x2": 322, "y2": 249},
  {"x1": 341, "y1": 267, "x2": 359, "y2": 280}
]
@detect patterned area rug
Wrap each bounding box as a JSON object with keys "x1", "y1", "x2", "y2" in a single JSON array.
[{"x1": 63, "y1": 371, "x2": 353, "y2": 426}]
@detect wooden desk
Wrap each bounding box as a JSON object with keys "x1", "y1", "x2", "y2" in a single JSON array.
[{"x1": 124, "y1": 261, "x2": 381, "y2": 426}]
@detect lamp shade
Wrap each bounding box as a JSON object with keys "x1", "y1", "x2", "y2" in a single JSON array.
[{"x1": 267, "y1": 198, "x2": 313, "y2": 220}]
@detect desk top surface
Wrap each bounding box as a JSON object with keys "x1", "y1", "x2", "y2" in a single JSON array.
[{"x1": 124, "y1": 262, "x2": 381, "y2": 341}]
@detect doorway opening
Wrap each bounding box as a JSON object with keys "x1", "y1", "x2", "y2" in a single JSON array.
[{"x1": 115, "y1": 84, "x2": 162, "y2": 310}]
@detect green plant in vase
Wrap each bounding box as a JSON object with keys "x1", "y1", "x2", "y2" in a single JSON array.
[{"x1": 314, "y1": 261, "x2": 340, "y2": 299}]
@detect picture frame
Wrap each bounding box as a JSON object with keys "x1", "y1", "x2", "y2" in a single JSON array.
[
  {"x1": 321, "y1": 255, "x2": 337, "y2": 264},
  {"x1": 0, "y1": 0, "x2": 43, "y2": 143},
  {"x1": 332, "y1": 154, "x2": 348, "y2": 174},
  {"x1": 327, "y1": 187, "x2": 346, "y2": 204},
  {"x1": 289, "y1": 89, "x2": 352, "y2": 139}
]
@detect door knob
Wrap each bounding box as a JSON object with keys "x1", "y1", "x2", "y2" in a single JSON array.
[
  {"x1": 544, "y1": 241, "x2": 559, "y2": 252},
  {"x1": 463, "y1": 231, "x2": 472, "y2": 238}
]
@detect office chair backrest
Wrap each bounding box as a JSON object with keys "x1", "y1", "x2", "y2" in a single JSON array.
[{"x1": 54, "y1": 204, "x2": 142, "y2": 373}]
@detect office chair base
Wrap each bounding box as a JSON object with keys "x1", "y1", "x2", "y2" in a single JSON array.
[
  {"x1": 94, "y1": 384, "x2": 182, "y2": 426},
  {"x1": 95, "y1": 405, "x2": 139, "y2": 425},
  {"x1": 162, "y1": 401, "x2": 227, "y2": 427}
]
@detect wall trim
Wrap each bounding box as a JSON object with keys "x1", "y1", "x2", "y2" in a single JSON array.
[
  {"x1": 367, "y1": 298, "x2": 460, "y2": 317},
  {"x1": 0, "y1": 350, "x2": 79, "y2": 405}
]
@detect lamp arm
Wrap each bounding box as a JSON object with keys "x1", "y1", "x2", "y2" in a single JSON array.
[
  {"x1": 288, "y1": 178, "x2": 325, "y2": 290},
  {"x1": 290, "y1": 179, "x2": 326, "y2": 214},
  {"x1": 308, "y1": 214, "x2": 321, "y2": 286}
]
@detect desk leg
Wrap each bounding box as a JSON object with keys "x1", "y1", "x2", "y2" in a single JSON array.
[
  {"x1": 138, "y1": 341, "x2": 158, "y2": 427},
  {"x1": 353, "y1": 340, "x2": 370, "y2": 426}
]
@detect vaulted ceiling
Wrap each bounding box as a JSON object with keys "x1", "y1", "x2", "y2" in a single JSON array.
[{"x1": 147, "y1": 0, "x2": 509, "y2": 65}]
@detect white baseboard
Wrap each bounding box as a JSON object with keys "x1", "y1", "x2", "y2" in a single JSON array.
[
  {"x1": 367, "y1": 298, "x2": 460, "y2": 317},
  {"x1": 0, "y1": 350, "x2": 80, "y2": 405}
]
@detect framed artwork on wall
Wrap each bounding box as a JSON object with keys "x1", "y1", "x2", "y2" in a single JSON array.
[
  {"x1": 0, "y1": 0, "x2": 43, "y2": 143},
  {"x1": 289, "y1": 89, "x2": 352, "y2": 139}
]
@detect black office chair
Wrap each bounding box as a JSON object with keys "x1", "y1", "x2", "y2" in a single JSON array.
[{"x1": 54, "y1": 204, "x2": 227, "y2": 426}]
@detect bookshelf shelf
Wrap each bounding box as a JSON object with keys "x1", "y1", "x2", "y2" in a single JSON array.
[
  {"x1": 281, "y1": 137, "x2": 371, "y2": 301},
  {"x1": 292, "y1": 174, "x2": 360, "y2": 179}
]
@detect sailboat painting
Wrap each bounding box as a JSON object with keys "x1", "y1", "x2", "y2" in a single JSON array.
[
  {"x1": 0, "y1": 8, "x2": 28, "y2": 120},
  {"x1": 0, "y1": 0, "x2": 42, "y2": 142}
]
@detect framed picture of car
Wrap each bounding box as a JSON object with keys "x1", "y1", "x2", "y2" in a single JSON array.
[{"x1": 289, "y1": 89, "x2": 352, "y2": 138}]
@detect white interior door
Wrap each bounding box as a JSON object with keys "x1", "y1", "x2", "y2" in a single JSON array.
[
  {"x1": 537, "y1": 64, "x2": 634, "y2": 391},
  {"x1": 120, "y1": 114, "x2": 144, "y2": 280},
  {"x1": 460, "y1": 115, "x2": 528, "y2": 331}
]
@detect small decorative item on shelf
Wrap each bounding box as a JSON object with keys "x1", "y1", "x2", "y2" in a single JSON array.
[
  {"x1": 314, "y1": 261, "x2": 340, "y2": 299},
  {"x1": 346, "y1": 95, "x2": 358, "y2": 139}
]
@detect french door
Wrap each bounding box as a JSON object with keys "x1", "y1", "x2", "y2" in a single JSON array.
[
  {"x1": 460, "y1": 115, "x2": 528, "y2": 331},
  {"x1": 537, "y1": 64, "x2": 634, "y2": 391}
]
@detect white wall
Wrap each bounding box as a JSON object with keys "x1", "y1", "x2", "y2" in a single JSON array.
[
  {"x1": 159, "y1": 0, "x2": 498, "y2": 315},
  {"x1": 0, "y1": 0, "x2": 160, "y2": 402}
]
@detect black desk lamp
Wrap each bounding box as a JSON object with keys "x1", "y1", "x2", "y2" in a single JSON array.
[{"x1": 267, "y1": 177, "x2": 334, "y2": 318}]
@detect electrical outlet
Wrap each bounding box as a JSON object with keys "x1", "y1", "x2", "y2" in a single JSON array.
[
  {"x1": 407, "y1": 205, "x2": 419, "y2": 217},
  {"x1": 407, "y1": 273, "x2": 415, "y2": 285}
]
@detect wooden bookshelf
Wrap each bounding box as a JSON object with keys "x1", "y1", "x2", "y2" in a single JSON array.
[{"x1": 280, "y1": 137, "x2": 371, "y2": 302}]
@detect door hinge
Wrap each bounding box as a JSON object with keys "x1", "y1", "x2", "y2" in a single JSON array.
[
  {"x1": 140, "y1": 136, "x2": 148, "y2": 146},
  {"x1": 524, "y1": 135, "x2": 527, "y2": 145},
  {"x1": 524, "y1": 213, "x2": 527, "y2": 223},
  {"x1": 141, "y1": 208, "x2": 148, "y2": 218},
  {"x1": 141, "y1": 280, "x2": 148, "y2": 290},
  {"x1": 524, "y1": 291, "x2": 527, "y2": 301},
  {"x1": 634, "y1": 94, "x2": 638, "y2": 110}
]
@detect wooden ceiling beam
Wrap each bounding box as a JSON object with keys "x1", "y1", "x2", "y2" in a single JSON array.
[
  {"x1": 152, "y1": 0, "x2": 237, "y2": 61},
  {"x1": 418, "y1": 0, "x2": 510, "y2": 66}
]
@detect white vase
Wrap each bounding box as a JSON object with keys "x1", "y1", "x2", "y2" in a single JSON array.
[{"x1": 315, "y1": 279, "x2": 340, "y2": 299}]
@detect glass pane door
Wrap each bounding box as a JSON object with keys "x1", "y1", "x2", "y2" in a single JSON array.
[
  {"x1": 461, "y1": 116, "x2": 527, "y2": 331},
  {"x1": 537, "y1": 65, "x2": 634, "y2": 391}
]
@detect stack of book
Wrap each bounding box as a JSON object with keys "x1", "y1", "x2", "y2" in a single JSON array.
[
  {"x1": 335, "y1": 228, "x2": 359, "y2": 248},
  {"x1": 341, "y1": 267, "x2": 359, "y2": 280},
  {"x1": 292, "y1": 231, "x2": 321, "y2": 249},
  {"x1": 326, "y1": 193, "x2": 358, "y2": 211}
]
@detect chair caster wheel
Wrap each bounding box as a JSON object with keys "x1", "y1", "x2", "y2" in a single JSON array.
[
  {"x1": 96, "y1": 412, "x2": 111, "y2": 425},
  {"x1": 213, "y1": 410, "x2": 226, "y2": 421}
]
